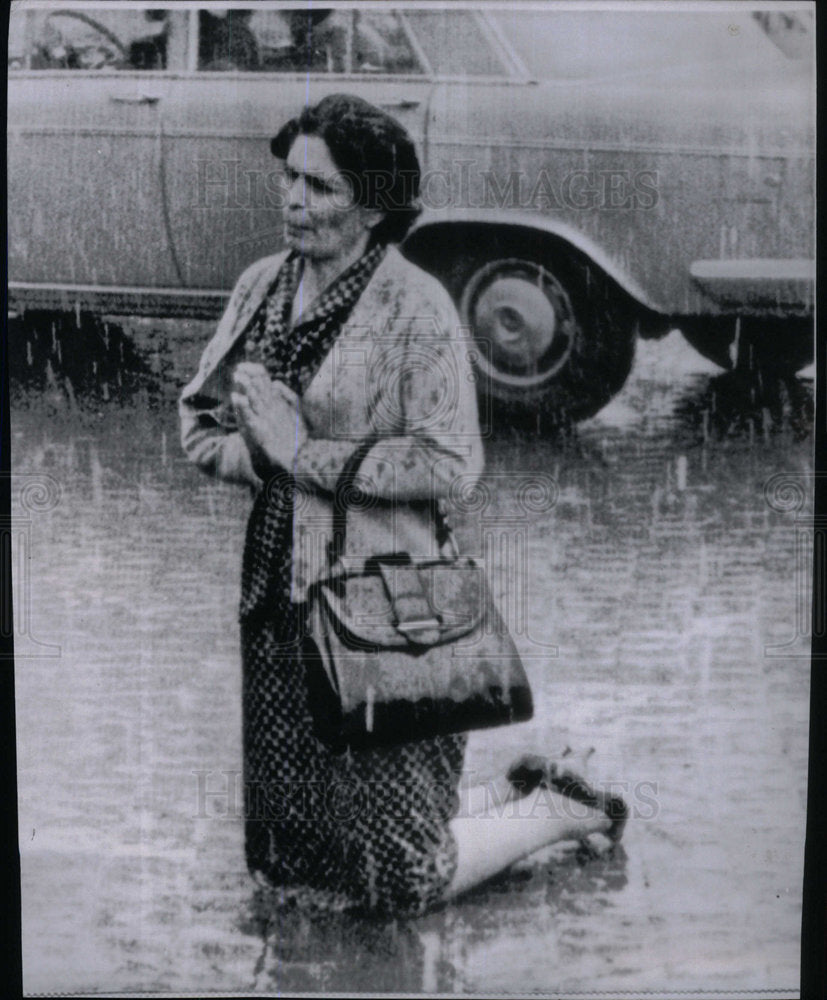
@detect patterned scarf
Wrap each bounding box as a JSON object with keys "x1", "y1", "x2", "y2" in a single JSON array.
[
  {"x1": 240, "y1": 243, "x2": 386, "y2": 623},
  {"x1": 246, "y1": 242, "x2": 385, "y2": 390}
]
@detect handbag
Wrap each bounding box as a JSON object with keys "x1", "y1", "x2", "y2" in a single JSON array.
[{"x1": 301, "y1": 440, "x2": 533, "y2": 750}]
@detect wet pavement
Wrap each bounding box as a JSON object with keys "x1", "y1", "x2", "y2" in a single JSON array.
[{"x1": 12, "y1": 326, "x2": 812, "y2": 996}]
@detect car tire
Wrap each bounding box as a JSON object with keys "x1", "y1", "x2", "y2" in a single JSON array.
[{"x1": 457, "y1": 248, "x2": 637, "y2": 427}]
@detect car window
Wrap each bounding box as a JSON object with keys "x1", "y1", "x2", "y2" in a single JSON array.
[
  {"x1": 490, "y1": 10, "x2": 813, "y2": 81},
  {"x1": 401, "y1": 10, "x2": 509, "y2": 77},
  {"x1": 752, "y1": 11, "x2": 813, "y2": 60},
  {"x1": 8, "y1": 4, "x2": 28, "y2": 70},
  {"x1": 10, "y1": 7, "x2": 176, "y2": 71},
  {"x1": 197, "y1": 9, "x2": 423, "y2": 75}
]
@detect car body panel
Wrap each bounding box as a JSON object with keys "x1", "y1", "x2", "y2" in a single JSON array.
[
  {"x1": 159, "y1": 74, "x2": 432, "y2": 289},
  {"x1": 7, "y1": 5, "x2": 815, "y2": 322},
  {"x1": 8, "y1": 71, "x2": 182, "y2": 289},
  {"x1": 419, "y1": 9, "x2": 813, "y2": 316}
]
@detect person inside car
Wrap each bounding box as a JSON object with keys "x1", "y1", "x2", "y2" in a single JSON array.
[{"x1": 198, "y1": 9, "x2": 260, "y2": 71}]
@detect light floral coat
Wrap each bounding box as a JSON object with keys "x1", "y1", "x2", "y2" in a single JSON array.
[{"x1": 179, "y1": 245, "x2": 484, "y2": 602}]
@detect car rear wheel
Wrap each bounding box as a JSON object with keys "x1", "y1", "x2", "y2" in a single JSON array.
[{"x1": 458, "y1": 250, "x2": 637, "y2": 425}]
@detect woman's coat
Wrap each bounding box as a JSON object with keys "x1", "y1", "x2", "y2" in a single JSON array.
[{"x1": 180, "y1": 245, "x2": 484, "y2": 601}]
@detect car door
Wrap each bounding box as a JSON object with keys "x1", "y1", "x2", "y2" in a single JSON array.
[
  {"x1": 7, "y1": 6, "x2": 189, "y2": 292},
  {"x1": 160, "y1": 8, "x2": 433, "y2": 291}
]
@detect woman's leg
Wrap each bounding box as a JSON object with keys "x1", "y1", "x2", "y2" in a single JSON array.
[
  {"x1": 461, "y1": 748, "x2": 603, "y2": 817},
  {"x1": 461, "y1": 774, "x2": 523, "y2": 816},
  {"x1": 447, "y1": 786, "x2": 612, "y2": 898}
]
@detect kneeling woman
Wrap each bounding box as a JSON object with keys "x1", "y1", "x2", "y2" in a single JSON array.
[{"x1": 180, "y1": 94, "x2": 621, "y2": 915}]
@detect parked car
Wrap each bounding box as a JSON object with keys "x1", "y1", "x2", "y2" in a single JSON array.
[{"x1": 7, "y1": 5, "x2": 815, "y2": 420}]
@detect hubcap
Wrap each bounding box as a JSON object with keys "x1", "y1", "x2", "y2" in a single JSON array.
[{"x1": 460, "y1": 259, "x2": 576, "y2": 390}]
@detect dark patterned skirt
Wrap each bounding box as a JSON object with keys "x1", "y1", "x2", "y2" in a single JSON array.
[{"x1": 240, "y1": 485, "x2": 466, "y2": 916}]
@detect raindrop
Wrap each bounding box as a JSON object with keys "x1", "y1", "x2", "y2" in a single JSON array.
[
  {"x1": 780, "y1": 382, "x2": 792, "y2": 421},
  {"x1": 26, "y1": 340, "x2": 33, "y2": 366},
  {"x1": 90, "y1": 447, "x2": 104, "y2": 507},
  {"x1": 102, "y1": 381, "x2": 110, "y2": 402}
]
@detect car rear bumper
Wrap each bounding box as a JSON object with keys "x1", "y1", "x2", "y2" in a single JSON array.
[
  {"x1": 689, "y1": 259, "x2": 814, "y2": 314},
  {"x1": 8, "y1": 282, "x2": 230, "y2": 321}
]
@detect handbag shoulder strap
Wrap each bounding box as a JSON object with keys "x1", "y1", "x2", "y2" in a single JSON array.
[
  {"x1": 328, "y1": 437, "x2": 457, "y2": 568},
  {"x1": 329, "y1": 435, "x2": 379, "y2": 567}
]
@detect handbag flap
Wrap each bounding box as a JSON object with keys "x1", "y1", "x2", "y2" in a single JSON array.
[{"x1": 318, "y1": 557, "x2": 485, "y2": 649}]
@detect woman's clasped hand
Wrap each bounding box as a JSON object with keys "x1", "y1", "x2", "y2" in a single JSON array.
[{"x1": 231, "y1": 360, "x2": 307, "y2": 472}]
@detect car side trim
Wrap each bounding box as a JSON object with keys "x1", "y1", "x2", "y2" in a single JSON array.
[{"x1": 8, "y1": 282, "x2": 229, "y2": 320}]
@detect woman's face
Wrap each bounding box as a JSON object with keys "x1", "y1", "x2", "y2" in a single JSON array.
[{"x1": 283, "y1": 134, "x2": 380, "y2": 261}]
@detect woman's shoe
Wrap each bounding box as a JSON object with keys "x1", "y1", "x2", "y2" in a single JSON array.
[
  {"x1": 505, "y1": 753, "x2": 551, "y2": 796},
  {"x1": 506, "y1": 750, "x2": 628, "y2": 843},
  {"x1": 546, "y1": 761, "x2": 628, "y2": 843}
]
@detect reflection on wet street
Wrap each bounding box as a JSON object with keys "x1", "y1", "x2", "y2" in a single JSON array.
[{"x1": 13, "y1": 328, "x2": 811, "y2": 995}]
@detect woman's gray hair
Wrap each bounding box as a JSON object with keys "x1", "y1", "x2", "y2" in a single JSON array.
[{"x1": 271, "y1": 93, "x2": 422, "y2": 245}]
